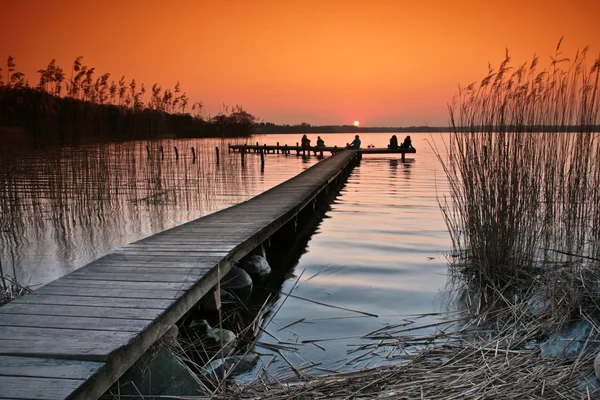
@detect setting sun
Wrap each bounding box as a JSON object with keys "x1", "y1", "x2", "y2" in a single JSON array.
[{"x1": 354, "y1": 121, "x2": 360, "y2": 127}]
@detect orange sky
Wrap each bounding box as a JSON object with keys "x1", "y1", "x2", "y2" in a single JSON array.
[{"x1": 1, "y1": 0, "x2": 599, "y2": 126}]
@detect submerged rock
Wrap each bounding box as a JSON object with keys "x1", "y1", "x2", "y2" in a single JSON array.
[
  {"x1": 240, "y1": 254, "x2": 271, "y2": 281},
  {"x1": 540, "y1": 320, "x2": 595, "y2": 358},
  {"x1": 188, "y1": 319, "x2": 236, "y2": 354},
  {"x1": 197, "y1": 289, "x2": 238, "y2": 312},
  {"x1": 221, "y1": 267, "x2": 253, "y2": 299},
  {"x1": 117, "y1": 347, "x2": 206, "y2": 398},
  {"x1": 203, "y1": 352, "x2": 260, "y2": 379}
]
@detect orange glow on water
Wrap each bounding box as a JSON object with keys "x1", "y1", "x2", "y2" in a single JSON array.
[{"x1": 1, "y1": 0, "x2": 598, "y2": 126}]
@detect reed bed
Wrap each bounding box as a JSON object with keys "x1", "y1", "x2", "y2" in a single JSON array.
[
  {"x1": 430, "y1": 42, "x2": 600, "y2": 312},
  {"x1": 212, "y1": 264, "x2": 600, "y2": 399},
  {"x1": 0, "y1": 138, "x2": 245, "y2": 286}
]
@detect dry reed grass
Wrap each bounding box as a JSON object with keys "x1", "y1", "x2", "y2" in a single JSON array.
[{"x1": 431, "y1": 41, "x2": 600, "y2": 313}]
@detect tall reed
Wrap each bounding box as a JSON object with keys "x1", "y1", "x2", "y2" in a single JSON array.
[{"x1": 436, "y1": 42, "x2": 600, "y2": 295}]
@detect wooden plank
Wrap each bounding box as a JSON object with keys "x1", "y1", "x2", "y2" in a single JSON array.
[
  {"x1": 66, "y1": 270, "x2": 210, "y2": 283},
  {"x1": 0, "y1": 326, "x2": 137, "y2": 360},
  {"x1": 14, "y1": 294, "x2": 173, "y2": 309},
  {"x1": 0, "y1": 376, "x2": 84, "y2": 400},
  {"x1": 0, "y1": 355, "x2": 103, "y2": 379},
  {"x1": 72, "y1": 266, "x2": 199, "y2": 276},
  {"x1": 34, "y1": 285, "x2": 182, "y2": 300},
  {"x1": 0, "y1": 314, "x2": 151, "y2": 332},
  {"x1": 0, "y1": 303, "x2": 164, "y2": 320},
  {"x1": 49, "y1": 278, "x2": 194, "y2": 291}
]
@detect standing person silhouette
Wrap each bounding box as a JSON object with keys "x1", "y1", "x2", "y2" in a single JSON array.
[{"x1": 347, "y1": 135, "x2": 361, "y2": 149}]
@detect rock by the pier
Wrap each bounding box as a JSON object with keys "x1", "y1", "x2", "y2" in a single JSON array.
[
  {"x1": 197, "y1": 289, "x2": 238, "y2": 312},
  {"x1": 203, "y1": 352, "x2": 260, "y2": 379},
  {"x1": 540, "y1": 320, "x2": 595, "y2": 358},
  {"x1": 117, "y1": 346, "x2": 206, "y2": 399},
  {"x1": 240, "y1": 254, "x2": 271, "y2": 281},
  {"x1": 526, "y1": 294, "x2": 551, "y2": 317},
  {"x1": 221, "y1": 267, "x2": 253, "y2": 299},
  {"x1": 189, "y1": 319, "x2": 236, "y2": 354}
]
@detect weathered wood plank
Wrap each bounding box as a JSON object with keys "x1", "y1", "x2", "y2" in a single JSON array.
[
  {"x1": 0, "y1": 303, "x2": 164, "y2": 320},
  {"x1": 71, "y1": 266, "x2": 199, "y2": 276},
  {"x1": 35, "y1": 285, "x2": 182, "y2": 299},
  {"x1": 66, "y1": 270, "x2": 211, "y2": 283},
  {"x1": 48, "y1": 279, "x2": 194, "y2": 291},
  {"x1": 0, "y1": 355, "x2": 103, "y2": 379},
  {"x1": 14, "y1": 294, "x2": 172, "y2": 309},
  {"x1": 0, "y1": 376, "x2": 85, "y2": 400},
  {"x1": 0, "y1": 314, "x2": 151, "y2": 332},
  {"x1": 0, "y1": 326, "x2": 137, "y2": 360}
]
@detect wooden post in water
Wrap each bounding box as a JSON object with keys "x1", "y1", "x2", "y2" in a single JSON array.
[
  {"x1": 260, "y1": 148, "x2": 265, "y2": 172},
  {"x1": 285, "y1": 144, "x2": 288, "y2": 154},
  {"x1": 276, "y1": 142, "x2": 280, "y2": 153},
  {"x1": 401, "y1": 151, "x2": 405, "y2": 162},
  {"x1": 191, "y1": 147, "x2": 196, "y2": 163},
  {"x1": 215, "y1": 147, "x2": 220, "y2": 164},
  {"x1": 296, "y1": 142, "x2": 300, "y2": 156},
  {"x1": 146, "y1": 145, "x2": 150, "y2": 158},
  {"x1": 174, "y1": 146, "x2": 179, "y2": 160},
  {"x1": 160, "y1": 146, "x2": 164, "y2": 160},
  {"x1": 241, "y1": 146, "x2": 245, "y2": 166}
]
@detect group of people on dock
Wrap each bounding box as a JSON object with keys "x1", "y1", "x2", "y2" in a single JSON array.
[
  {"x1": 301, "y1": 134, "x2": 325, "y2": 150},
  {"x1": 299, "y1": 134, "x2": 413, "y2": 151},
  {"x1": 388, "y1": 135, "x2": 414, "y2": 150}
]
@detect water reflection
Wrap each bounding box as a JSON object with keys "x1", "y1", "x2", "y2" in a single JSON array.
[{"x1": 0, "y1": 138, "x2": 322, "y2": 286}]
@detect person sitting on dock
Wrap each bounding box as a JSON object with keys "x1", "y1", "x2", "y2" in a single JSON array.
[
  {"x1": 346, "y1": 135, "x2": 361, "y2": 149},
  {"x1": 316, "y1": 136, "x2": 325, "y2": 149},
  {"x1": 388, "y1": 135, "x2": 399, "y2": 149},
  {"x1": 400, "y1": 135, "x2": 414, "y2": 149},
  {"x1": 301, "y1": 134, "x2": 311, "y2": 149}
]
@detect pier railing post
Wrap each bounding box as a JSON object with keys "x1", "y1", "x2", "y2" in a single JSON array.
[
  {"x1": 296, "y1": 142, "x2": 300, "y2": 156},
  {"x1": 276, "y1": 142, "x2": 280, "y2": 154}
]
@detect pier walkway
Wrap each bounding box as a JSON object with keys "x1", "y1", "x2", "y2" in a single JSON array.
[
  {"x1": 229, "y1": 144, "x2": 417, "y2": 161},
  {"x1": 0, "y1": 150, "x2": 359, "y2": 400}
]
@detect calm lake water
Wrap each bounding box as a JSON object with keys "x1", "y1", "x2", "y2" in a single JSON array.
[{"x1": 0, "y1": 132, "x2": 453, "y2": 377}]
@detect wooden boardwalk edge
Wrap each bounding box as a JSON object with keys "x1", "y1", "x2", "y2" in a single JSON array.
[{"x1": 0, "y1": 150, "x2": 358, "y2": 400}]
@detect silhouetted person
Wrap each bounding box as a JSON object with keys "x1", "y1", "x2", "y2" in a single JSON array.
[
  {"x1": 300, "y1": 135, "x2": 310, "y2": 149},
  {"x1": 301, "y1": 134, "x2": 311, "y2": 149},
  {"x1": 388, "y1": 135, "x2": 398, "y2": 149},
  {"x1": 400, "y1": 135, "x2": 414, "y2": 149},
  {"x1": 346, "y1": 135, "x2": 361, "y2": 149},
  {"x1": 316, "y1": 136, "x2": 325, "y2": 149}
]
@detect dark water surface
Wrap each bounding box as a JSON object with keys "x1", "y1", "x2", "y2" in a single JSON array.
[
  {"x1": 245, "y1": 133, "x2": 452, "y2": 379},
  {"x1": 0, "y1": 132, "x2": 453, "y2": 377}
]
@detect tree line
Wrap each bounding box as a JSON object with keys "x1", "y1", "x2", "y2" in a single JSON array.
[{"x1": 0, "y1": 56, "x2": 256, "y2": 147}]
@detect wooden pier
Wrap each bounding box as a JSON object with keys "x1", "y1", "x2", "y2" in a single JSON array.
[
  {"x1": 229, "y1": 143, "x2": 417, "y2": 161},
  {"x1": 0, "y1": 151, "x2": 359, "y2": 400}
]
